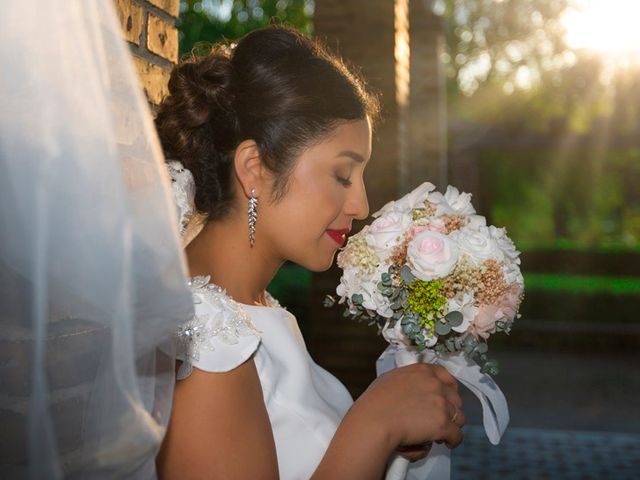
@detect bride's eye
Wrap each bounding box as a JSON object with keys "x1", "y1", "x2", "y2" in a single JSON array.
[{"x1": 335, "y1": 174, "x2": 353, "y2": 187}]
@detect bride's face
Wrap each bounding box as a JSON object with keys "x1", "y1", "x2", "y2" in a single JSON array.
[{"x1": 259, "y1": 118, "x2": 372, "y2": 271}]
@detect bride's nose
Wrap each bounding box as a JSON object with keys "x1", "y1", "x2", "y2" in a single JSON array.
[{"x1": 344, "y1": 180, "x2": 369, "y2": 220}]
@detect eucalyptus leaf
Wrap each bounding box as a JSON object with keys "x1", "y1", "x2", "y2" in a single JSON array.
[
  {"x1": 351, "y1": 293, "x2": 364, "y2": 306},
  {"x1": 445, "y1": 311, "x2": 464, "y2": 327},
  {"x1": 435, "y1": 321, "x2": 451, "y2": 336},
  {"x1": 445, "y1": 338, "x2": 456, "y2": 352},
  {"x1": 400, "y1": 265, "x2": 415, "y2": 283}
]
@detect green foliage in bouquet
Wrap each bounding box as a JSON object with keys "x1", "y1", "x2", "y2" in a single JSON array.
[{"x1": 324, "y1": 263, "x2": 501, "y2": 375}]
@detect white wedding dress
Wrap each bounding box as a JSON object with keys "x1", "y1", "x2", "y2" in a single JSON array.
[{"x1": 175, "y1": 275, "x2": 354, "y2": 480}]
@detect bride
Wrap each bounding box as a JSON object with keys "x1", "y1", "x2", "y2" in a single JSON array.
[{"x1": 155, "y1": 26, "x2": 465, "y2": 479}]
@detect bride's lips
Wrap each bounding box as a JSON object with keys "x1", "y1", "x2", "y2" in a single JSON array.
[{"x1": 326, "y1": 228, "x2": 350, "y2": 247}]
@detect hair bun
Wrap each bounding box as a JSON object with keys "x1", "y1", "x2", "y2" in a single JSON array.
[
  {"x1": 167, "y1": 52, "x2": 236, "y2": 130},
  {"x1": 156, "y1": 26, "x2": 379, "y2": 223}
]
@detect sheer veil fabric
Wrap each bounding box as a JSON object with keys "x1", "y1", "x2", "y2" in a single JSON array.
[{"x1": 0, "y1": 1, "x2": 193, "y2": 478}]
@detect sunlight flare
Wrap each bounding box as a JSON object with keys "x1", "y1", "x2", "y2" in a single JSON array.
[{"x1": 562, "y1": 0, "x2": 640, "y2": 64}]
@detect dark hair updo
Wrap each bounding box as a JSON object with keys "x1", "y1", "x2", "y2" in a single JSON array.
[{"x1": 155, "y1": 26, "x2": 380, "y2": 221}]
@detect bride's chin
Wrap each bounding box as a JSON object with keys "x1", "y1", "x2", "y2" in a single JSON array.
[{"x1": 298, "y1": 251, "x2": 338, "y2": 273}]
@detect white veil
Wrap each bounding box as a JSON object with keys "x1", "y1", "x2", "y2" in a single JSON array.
[{"x1": 0, "y1": 1, "x2": 193, "y2": 478}]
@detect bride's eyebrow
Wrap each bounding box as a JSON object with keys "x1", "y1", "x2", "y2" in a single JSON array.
[{"x1": 335, "y1": 150, "x2": 365, "y2": 163}]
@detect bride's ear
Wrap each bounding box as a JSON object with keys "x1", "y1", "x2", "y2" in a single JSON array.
[{"x1": 233, "y1": 139, "x2": 266, "y2": 198}]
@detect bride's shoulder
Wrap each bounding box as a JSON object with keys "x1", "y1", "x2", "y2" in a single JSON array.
[{"x1": 174, "y1": 275, "x2": 261, "y2": 380}]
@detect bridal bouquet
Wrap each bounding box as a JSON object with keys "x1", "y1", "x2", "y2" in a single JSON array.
[
  {"x1": 328, "y1": 182, "x2": 524, "y2": 375},
  {"x1": 326, "y1": 182, "x2": 521, "y2": 478}
]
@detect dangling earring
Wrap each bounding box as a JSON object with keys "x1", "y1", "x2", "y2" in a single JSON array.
[{"x1": 248, "y1": 188, "x2": 258, "y2": 247}]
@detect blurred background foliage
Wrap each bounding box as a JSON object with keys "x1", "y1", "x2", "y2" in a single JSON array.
[
  {"x1": 177, "y1": 0, "x2": 640, "y2": 252},
  {"x1": 177, "y1": 0, "x2": 313, "y2": 57},
  {"x1": 177, "y1": 0, "x2": 639, "y2": 322}
]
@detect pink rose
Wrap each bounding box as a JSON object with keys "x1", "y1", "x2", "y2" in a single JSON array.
[
  {"x1": 472, "y1": 291, "x2": 519, "y2": 339},
  {"x1": 406, "y1": 231, "x2": 459, "y2": 281}
]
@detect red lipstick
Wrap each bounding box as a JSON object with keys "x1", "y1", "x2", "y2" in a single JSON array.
[{"x1": 326, "y1": 228, "x2": 350, "y2": 247}]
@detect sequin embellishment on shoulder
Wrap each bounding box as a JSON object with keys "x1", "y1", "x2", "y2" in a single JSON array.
[{"x1": 175, "y1": 275, "x2": 262, "y2": 379}]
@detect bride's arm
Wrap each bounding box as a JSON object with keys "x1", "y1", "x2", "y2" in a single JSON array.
[
  {"x1": 156, "y1": 359, "x2": 279, "y2": 480},
  {"x1": 157, "y1": 361, "x2": 464, "y2": 480},
  {"x1": 312, "y1": 363, "x2": 465, "y2": 480}
]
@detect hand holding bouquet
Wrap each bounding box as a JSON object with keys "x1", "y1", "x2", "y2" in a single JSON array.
[{"x1": 327, "y1": 182, "x2": 523, "y2": 479}]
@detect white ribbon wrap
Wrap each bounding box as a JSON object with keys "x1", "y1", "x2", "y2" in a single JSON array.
[{"x1": 377, "y1": 345, "x2": 509, "y2": 480}]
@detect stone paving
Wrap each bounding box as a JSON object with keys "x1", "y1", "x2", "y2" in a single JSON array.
[{"x1": 452, "y1": 424, "x2": 640, "y2": 479}]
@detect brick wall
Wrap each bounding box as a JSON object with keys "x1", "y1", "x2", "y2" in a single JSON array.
[{"x1": 113, "y1": 0, "x2": 179, "y2": 107}]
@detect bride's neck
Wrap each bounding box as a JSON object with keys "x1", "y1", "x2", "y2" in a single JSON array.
[{"x1": 185, "y1": 217, "x2": 283, "y2": 306}]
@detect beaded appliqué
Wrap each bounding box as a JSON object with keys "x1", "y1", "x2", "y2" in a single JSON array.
[{"x1": 175, "y1": 275, "x2": 279, "y2": 379}]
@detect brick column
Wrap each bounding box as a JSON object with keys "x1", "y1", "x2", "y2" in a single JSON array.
[
  {"x1": 310, "y1": 0, "x2": 446, "y2": 397},
  {"x1": 407, "y1": 0, "x2": 448, "y2": 190},
  {"x1": 114, "y1": 0, "x2": 179, "y2": 107}
]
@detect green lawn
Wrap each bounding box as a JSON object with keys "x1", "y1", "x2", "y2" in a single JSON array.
[{"x1": 524, "y1": 273, "x2": 640, "y2": 295}]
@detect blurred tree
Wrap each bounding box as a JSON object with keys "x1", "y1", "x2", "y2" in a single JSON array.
[
  {"x1": 178, "y1": 0, "x2": 313, "y2": 56},
  {"x1": 434, "y1": 0, "x2": 571, "y2": 98}
]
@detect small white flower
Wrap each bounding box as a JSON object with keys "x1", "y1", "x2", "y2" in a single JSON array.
[
  {"x1": 382, "y1": 318, "x2": 411, "y2": 346},
  {"x1": 447, "y1": 292, "x2": 477, "y2": 333},
  {"x1": 429, "y1": 186, "x2": 476, "y2": 217},
  {"x1": 467, "y1": 215, "x2": 487, "y2": 229},
  {"x1": 372, "y1": 182, "x2": 436, "y2": 217},
  {"x1": 336, "y1": 269, "x2": 364, "y2": 303},
  {"x1": 489, "y1": 226, "x2": 520, "y2": 264}
]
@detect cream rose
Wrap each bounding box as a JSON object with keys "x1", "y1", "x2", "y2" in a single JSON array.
[
  {"x1": 406, "y1": 231, "x2": 459, "y2": 281},
  {"x1": 451, "y1": 226, "x2": 500, "y2": 264},
  {"x1": 365, "y1": 212, "x2": 412, "y2": 252}
]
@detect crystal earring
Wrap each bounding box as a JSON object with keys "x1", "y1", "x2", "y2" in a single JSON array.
[{"x1": 248, "y1": 188, "x2": 258, "y2": 247}]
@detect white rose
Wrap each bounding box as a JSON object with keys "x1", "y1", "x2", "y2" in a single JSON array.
[
  {"x1": 429, "y1": 185, "x2": 476, "y2": 216},
  {"x1": 406, "y1": 231, "x2": 459, "y2": 281},
  {"x1": 489, "y1": 226, "x2": 520, "y2": 264},
  {"x1": 372, "y1": 182, "x2": 436, "y2": 217},
  {"x1": 447, "y1": 292, "x2": 477, "y2": 333},
  {"x1": 451, "y1": 226, "x2": 501, "y2": 264},
  {"x1": 365, "y1": 212, "x2": 412, "y2": 253}
]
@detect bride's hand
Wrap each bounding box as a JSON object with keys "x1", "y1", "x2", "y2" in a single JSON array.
[
  {"x1": 355, "y1": 363, "x2": 465, "y2": 451},
  {"x1": 313, "y1": 363, "x2": 464, "y2": 479}
]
